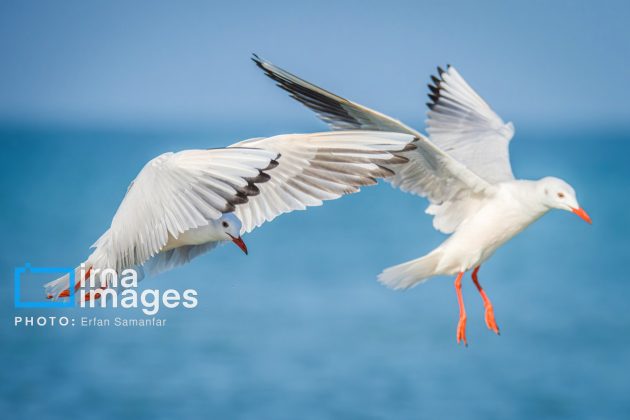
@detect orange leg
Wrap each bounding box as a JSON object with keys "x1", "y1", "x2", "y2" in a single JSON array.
[
  {"x1": 55, "y1": 268, "x2": 92, "y2": 299},
  {"x1": 472, "y1": 266, "x2": 500, "y2": 335},
  {"x1": 454, "y1": 272, "x2": 467, "y2": 346}
]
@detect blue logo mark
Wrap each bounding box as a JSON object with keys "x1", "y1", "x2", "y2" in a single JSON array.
[{"x1": 14, "y1": 263, "x2": 75, "y2": 308}]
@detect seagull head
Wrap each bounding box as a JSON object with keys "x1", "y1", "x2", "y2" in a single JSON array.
[
  {"x1": 216, "y1": 213, "x2": 248, "y2": 255},
  {"x1": 539, "y1": 177, "x2": 591, "y2": 224}
]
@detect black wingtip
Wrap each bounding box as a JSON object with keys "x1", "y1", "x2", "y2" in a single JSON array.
[
  {"x1": 265, "y1": 158, "x2": 280, "y2": 171},
  {"x1": 245, "y1": 170, "x2": 271, "y2": 184},
  {"x1": 375, "y1": 165, "x2": 396, "y2": 178},
  {"x1": 401, "y1": 142, "x2": 417, "y2": 152},
  {"x1": 427, "y1": 68, "x2": 446, "y2": 110},
  {"x1": 251, "y1": 53, "x2": 265, "y2": 69},
  {"x1": 240, "y1": 183, "x2": 260, "y2": 197},
  {"x1": 222, "y1": 202, "x2": 237, "y2": 213},
  {"x1": 230, "y1": 192, "x2": 249, "y2": 205}
]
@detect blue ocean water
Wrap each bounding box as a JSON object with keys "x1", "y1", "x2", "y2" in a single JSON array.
[{"x1": 1, "y1": 124, "x2": 629, "y2": 419}]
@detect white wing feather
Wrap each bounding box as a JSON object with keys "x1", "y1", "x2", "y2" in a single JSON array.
[
  {"x1": 92, "y1": 148, "x2": 278, "y2": 271},
  {"x1": 253, "y1": 56, "x2": 503, "y2": 233},
  {"x1": 426, "y1": 66, "x2": 515, "y2": 183},
  {"x1": 230, "y1": 131, "x2": 416, "y2": 234}
]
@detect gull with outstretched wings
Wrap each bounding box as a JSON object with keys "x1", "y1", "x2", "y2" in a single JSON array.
[
  {"x1": 45, "y1": 131, "x2": 415, "y2": 300},
  {"x1": 253, "y1": 55, "x2": 591, "y2": 345}
]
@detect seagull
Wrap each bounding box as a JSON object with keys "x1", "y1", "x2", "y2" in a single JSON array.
[
  {"x1": 45, "y1": 131, "x2": 415, "y2": 300},
  {"x1": 253, "y1": 55, "x2": 592, "y2": 345}
]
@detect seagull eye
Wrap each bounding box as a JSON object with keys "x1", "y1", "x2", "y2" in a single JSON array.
[
  {"x1": 222, "y1": 221, "x2": 229, "y2": 228},
  {"x1": 557, "y1": 192, "x2": 565, "y2": 199}
]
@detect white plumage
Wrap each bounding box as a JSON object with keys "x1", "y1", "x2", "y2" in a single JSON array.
[
  {"x1": 254, "y1": 55, "x2": 592, "y2": 345},
  {"x1": 230, "y1": 131, "x2": 412, "y2": 233},
  {"x1": 45, "y1": 131, "x2": 415, "y2": 300}
]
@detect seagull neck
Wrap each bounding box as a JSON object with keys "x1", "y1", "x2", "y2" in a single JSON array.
[{"x1": 505, "y1": 180, "x2": 550, "y2": 219}]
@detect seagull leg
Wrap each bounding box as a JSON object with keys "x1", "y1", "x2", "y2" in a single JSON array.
[
  {"x1": 472, "y1": 266, "x2": 500, "y2": 335},
  {"x1": 454, "y1": 272, "x2": 467, "y2": 346},
  {"x1": 54, "y1": 267, "x2": 92, "y2": 299}
]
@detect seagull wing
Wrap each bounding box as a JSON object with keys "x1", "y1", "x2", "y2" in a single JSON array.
[
  {"x1": 427, "y1": 66, "x2": 515, "y2": 183},
  {"x1": 93, "y1": 148, "x2": 279, "y2": 271},
  {"x1": 253, "y1": 56, "x2": 500, "y2": 233},
  {"x1": 230, "y1": 131, "x2": 416, "y2": 234},
  {"x1": 387, "y1": 135, "x2": 495, "y2": 233},
  {"x1": 252, "y1": 54, "x2": 421, "y2": 136}
]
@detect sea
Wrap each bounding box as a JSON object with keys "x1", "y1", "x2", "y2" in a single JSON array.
[{"x1": 0, "y1": 122, "x2": 628, "y2": 419}]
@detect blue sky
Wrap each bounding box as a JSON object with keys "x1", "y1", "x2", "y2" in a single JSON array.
[{"x1": 1, "y1": 0, "x2": 628, "y2": 128}]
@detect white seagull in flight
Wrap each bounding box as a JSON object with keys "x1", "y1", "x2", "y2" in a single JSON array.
[
  {"x1": 45, "y1": 131, "x2": 415, "y2": 300},
  {"x1": 253, "y1": 55, "x2": 592, "y2": 345}
]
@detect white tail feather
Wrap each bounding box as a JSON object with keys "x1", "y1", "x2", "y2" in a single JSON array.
[{"x1": 378, "y1": 250, "x2": 443, "y2": 290}]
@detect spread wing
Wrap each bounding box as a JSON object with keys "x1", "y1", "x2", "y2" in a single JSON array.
[
  {"x1": 92, "y1": 148, "x2": 279, "y2": 271},
  {"x1": 253, "y1": 56, "x2": 505, "y2": 233},
  {"x1": 427, "y1": 66, "x2": 515, "y2": 183},
  {"x1": 230, "y1": 131, "x2": 416, "y2": 234},
  {"x1": 252, "y1": 54, "x2": 420, "y2": 135}
]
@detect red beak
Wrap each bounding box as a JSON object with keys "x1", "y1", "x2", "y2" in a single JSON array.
[
  {"x1": 571, "y1": 207, "x2": 592, "y2": 224},
  {"x1": 228, "y1": 234, "x2": 248, "y2": 255}
]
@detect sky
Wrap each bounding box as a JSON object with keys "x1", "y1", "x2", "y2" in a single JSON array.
[{"x1": 1, "y1": 0, "x2": 629, "y2": 129}]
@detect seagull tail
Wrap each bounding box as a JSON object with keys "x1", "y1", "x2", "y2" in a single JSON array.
[
  {"x1": 44, "y1": 262, "x2": 92, "y2": 300},
  {"x1": 378, "y1": 250, "x2": 442, "y2": 290}
]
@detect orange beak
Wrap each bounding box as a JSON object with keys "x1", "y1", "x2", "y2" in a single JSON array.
[
  {"x1": 228, "y1": 234, "x2": 248, "y2": 255},
  {"x1": 571, "y1": 207, "x2": 592, "y2": 224}
]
